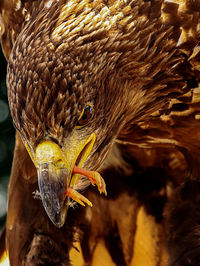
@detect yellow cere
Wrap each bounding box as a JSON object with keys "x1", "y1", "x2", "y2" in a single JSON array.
[
  {"x1": 30, "y1": 133, "x2": 96, "y2": 187},
  {"x1": 35, "y1": 141, "x2": 67, "y2": 168}
]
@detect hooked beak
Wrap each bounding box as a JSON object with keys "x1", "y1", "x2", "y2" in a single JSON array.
[
  {"x1": 37, "y1": 163, "x2": 69, "y2": 228},
  {"x1": 26, "y1": 133, "x2": 96, "y2": 228}
]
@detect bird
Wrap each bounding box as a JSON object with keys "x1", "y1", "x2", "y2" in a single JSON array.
[{"x1": 0, "y1": 0, "x2": 200, "y2": 265}]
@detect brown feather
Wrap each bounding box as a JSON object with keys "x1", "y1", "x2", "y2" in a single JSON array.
[{"x1": 1, "y1": 0, "x2": 200, "y2": 265}]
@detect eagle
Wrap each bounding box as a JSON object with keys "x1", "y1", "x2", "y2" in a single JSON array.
[{"x1": 0, "y1": 0, "x2": 200, "y2": 265}]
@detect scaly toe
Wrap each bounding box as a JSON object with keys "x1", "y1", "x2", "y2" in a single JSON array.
[{"x1": 66, "y1": 188, "x2": 93, "y2": 207}]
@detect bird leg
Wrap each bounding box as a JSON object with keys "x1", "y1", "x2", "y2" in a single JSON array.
[{"x1": 72, "y1": 165, "x2": 107, "y2": 195}]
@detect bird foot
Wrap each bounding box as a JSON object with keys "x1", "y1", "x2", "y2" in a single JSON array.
[
  {"x1": 66, "y1": 166, "x2": 107, "y2": 207},
  {"x1": 73, "y1": 165, "x2": 107, "y2": 195},
  {"x1": 66, "y1": 188, "x2": 93, "y2": 207}
]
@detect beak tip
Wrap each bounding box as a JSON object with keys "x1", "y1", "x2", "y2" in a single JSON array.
[
  {"x1": 44, "y1": 204, "x2": 68, "y2": 228},
  {"x1": 41, "y1": 193, "x2": 68, "y2": 228},
  {"x1": 51, "y1": 215, "x2": 65, "y2": 228}
]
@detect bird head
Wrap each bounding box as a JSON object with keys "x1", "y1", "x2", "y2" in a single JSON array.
[
  {"x1": 6, "y1": 0, "x2": 171, "y2": 227},
  {"x1": 6, "y1": 1, "x2": 137, "y2": 227}
]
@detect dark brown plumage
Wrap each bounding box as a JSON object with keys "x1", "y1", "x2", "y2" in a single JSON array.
[{"x1": 1, "y1": 0, "x2": 200, "y2": 265}]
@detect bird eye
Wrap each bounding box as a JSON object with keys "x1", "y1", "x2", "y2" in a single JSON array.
[{"x1": 76, "y1": 105, "x2": 93, "y2": 127}]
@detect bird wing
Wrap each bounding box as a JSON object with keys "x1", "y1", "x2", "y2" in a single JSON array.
[{"x1": 117, "y1": 0, "x2": 200, "y2": 174}]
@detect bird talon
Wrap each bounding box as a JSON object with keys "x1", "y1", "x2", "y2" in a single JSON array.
[
  {"x1": 88, "y1": 172, "x2": 107, "y2": 195},
  {"x1": 66, "y1": 188, "x2": 93, "y2": 207},
  {"x1": 73, "y1": 165, "x2": 107, "y2": 196}
]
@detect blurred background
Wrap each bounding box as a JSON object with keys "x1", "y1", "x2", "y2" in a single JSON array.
[{"x1": 0, "y1": 47, "x2": 15, "y2": 230}]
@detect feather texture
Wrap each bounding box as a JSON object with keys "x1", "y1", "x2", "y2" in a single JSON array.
[{"x1": 1, "y1": 0, "x2": 200, "y2": 265}]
